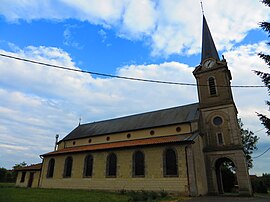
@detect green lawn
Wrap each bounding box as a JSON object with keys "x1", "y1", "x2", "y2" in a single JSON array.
[
  {"x1": 0, "y1": 183, "x2": 181, "y2": 202},
  {"x1": 0, "y1": 185, "x2": 128, "y2": 202}
]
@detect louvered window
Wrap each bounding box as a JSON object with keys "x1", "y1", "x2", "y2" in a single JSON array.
[{"x1": 208, "y1": 77, "x2": 217, "y2": 95}]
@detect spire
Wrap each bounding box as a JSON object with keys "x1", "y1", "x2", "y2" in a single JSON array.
[{"x1": 201, "y1": 15, "x2": 220, "y2": 63}]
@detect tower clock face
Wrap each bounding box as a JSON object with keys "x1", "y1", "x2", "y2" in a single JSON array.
[{"x1": 203, "y1": 59, "x2": 215, "y2": 68}]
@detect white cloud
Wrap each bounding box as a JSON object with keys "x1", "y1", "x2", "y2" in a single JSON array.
[
  {"x1": 60, "y1": 0, "x2": 125, "y2": 26},
  {"x1": 0, "y1": 46, "x2": 197, "y2": 168},
  {"x1": 121, "y1": 0, "x2": 157, "y2": 37},
  {"x1": 0, "y1": 0, "x2": 269, "y2": 56}
]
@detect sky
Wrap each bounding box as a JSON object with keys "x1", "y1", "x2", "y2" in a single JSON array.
[{"x1": 0, "y1": 0, "x2": 269, "y2": 175}]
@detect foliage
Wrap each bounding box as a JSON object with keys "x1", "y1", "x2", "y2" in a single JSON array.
[
  {"x1": 238, "y1": 119, "x2": 259, "y2": 169},
  {"x1": 262, "y1": 173, "x2": 270, "y2": 188},
  {"x1": 255, "y1": 0, "x2": 270, "y2": 135},
  {"x1": 125, "y1": 190, "x2": 169, "y2": 202},
  {"x1": 12, "y1": 161, "x2": 27, "y2": 170},
  {"x1": 251, "y1": 179, "x2": 268, "y2": 193},
  {"x1": 0, "y1": 167, "x2": 16, "y2": 183},
  {"x1": 0, "y1": 162, "x2": 28, "y2": 183},
  {"x1": 251, "y1": 173, "x2": 270, "y2": 193}
]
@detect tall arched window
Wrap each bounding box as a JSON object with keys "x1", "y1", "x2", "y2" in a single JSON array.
[
  {"x1": 47, "y1": 158, "x2": 55, "y2": 178},
  {"x1": 164, "y1": 148, "x2": 178, "y2": 176},
  {"x1": 133, "y1": 151, "x2": 145, "y2": 177},
  {"x1": 84, "y1": 155, "x2": 93, "y2": 177},
  {"x1": 106, "y1": 153, "x2": 117, "y2": 177},
  {"x1": 63, "y1": 156, "x2": 73, "y2": 178},
  {"x1": 208, "y1": 77, "x2": 217, "y2": 95}
]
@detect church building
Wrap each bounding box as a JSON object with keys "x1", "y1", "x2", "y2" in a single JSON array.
[{"x1": 15, "y1": 15, "x2": 252, "y2": 196}]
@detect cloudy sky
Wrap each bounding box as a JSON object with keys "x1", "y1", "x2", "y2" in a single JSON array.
[{"x1": 0, "y1": 0, "x2": 269, "y2": 175}]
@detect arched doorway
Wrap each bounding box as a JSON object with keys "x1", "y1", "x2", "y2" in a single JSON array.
[{"x1": 215, "y1": 157, "x2": 238, "y2": 194}]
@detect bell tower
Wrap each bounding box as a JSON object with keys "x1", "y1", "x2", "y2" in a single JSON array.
[{"x1": 193, "y1": 15, "x2": 252, "y2": 195}]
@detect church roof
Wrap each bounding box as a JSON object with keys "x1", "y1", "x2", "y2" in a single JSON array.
[
  {"x1": 15, "y1": 163, "x2": 42, "y2": 171},
  {"x1": 43, "y1": 133, "x2": 198, "y2": 157},
  {"x1": 201, "y1": 15, "x2": 220, "y2": 62},
  {"x1": 61, "y1": 103, "x2": 199, "y2": 142}
]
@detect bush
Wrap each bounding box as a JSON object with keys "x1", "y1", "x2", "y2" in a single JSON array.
[
  {"x1": 252, "y1": 179, "x2": 268, "y2": 193},
  {"x1": 127, "y1": 190, "x2": 168, "y2": 202}
]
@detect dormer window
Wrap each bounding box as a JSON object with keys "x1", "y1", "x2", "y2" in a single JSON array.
[{"x1": 208, "y1": 77, "x2": 217, "y2": 96}]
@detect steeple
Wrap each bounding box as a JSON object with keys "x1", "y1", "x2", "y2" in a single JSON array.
[{"x1": 201, "y1": 15, "x2": 220, "y2": 63}]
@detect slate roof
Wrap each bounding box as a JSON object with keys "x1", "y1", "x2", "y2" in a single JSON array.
[
  {"x1": 61, "y1": 103, "x2": 199, "y2": 142},
  {"x1": 43, "y1": 133, "x2": 198, "y2": 157},
  {"x1": 201, "y1": 15, "x2": 220, "y2": 63}
]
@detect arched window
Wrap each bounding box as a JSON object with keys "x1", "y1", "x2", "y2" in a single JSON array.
[
  {"x1": 47, "y1": 158, "x2": 55, "y2": 178},
  {"x1": 84, "y1": 155, "x2": 93, "y2": 177},
  {"x1": 208, "y1": 77, "x2": 217, "y2": 95},
  {"x1": 133, "y1": 151, "x2": 145, "y2": 177},
  {"x1": 63, "y1": 156, "x2": 73, "y2": 178},
  {"x1": 164, "y1": 149, "x2": 178, "y2": 176},
  {"x1": 106, "y1": 153, "x2": 117, "y2": 177}
]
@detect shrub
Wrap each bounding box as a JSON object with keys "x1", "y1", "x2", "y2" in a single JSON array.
[
  {"x1": 252, "y1": 179, "x2": 268, "y2": 193},
  {"x1": 127, "y1": 190, "x2": 168, "y2": 202}
]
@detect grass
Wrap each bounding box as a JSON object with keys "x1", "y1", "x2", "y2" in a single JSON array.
[
  {"x1": 0, "y1": 183, "x2": 184, "y2": 202},
  {"x1": 0, "y1": 184, "x2": 128, "y2": 202}
]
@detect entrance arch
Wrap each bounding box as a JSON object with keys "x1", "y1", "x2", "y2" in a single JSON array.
[{"x1": 215, "y1": 157, "x2": 238, "y2": 194}]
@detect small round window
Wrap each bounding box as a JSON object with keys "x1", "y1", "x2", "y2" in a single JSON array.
[
  {"x1": 176, "y1": 127, "x2": 181, "y2": 132},
  {"x1": 213, "y1": 116, "x2": 223, "y2": 126}
]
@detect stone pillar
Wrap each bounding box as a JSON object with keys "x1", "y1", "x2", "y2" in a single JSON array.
[
  {"x1": 234, "y1": 151, "x2": 252, "y2": 196},
  {"x1": 185, "y1": 145, "x2": 198, "y2": 196}
]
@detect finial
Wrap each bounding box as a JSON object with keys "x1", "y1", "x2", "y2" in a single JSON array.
[
  {"x1": 200, "y1": 0, "x2": 204, "y2": 15},
  {"x1": 79, "y1": 116, "x2": 82, "y2": 125}
]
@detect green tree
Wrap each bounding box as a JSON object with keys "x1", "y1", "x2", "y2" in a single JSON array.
[
  {"x1": 0, "y1": 167, "x2": 7, "y2": 182},
  {"x1": 254, "y1": 0, "x2": 270, "y2": 135},
  {"x1": 12, "y1": 161, "x2": 27, "y2": 181},
  {"x1": 12, "y1": 161, "x2": 27, "y2": 170},
  {"x1": 239, "y1": 119, "x2": 259, "y2": 169},
  {"x1": 262, "y1": 173, "x2": 270, "y2": 188}
]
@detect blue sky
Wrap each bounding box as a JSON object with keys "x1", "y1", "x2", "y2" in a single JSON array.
[{"x1": 0, "y1": 0, "x2": 270, "y2": 175}]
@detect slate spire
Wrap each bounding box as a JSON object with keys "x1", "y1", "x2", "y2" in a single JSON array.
[{"x1": 201, "y1": 15, "x2": 220, "y2": 63}]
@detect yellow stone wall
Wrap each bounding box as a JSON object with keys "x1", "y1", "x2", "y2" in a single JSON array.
[
  {"x1": 16, "y1": 170, "x2": 40, "y2": 188},
  {"x1": 192, "y1": 135, "x2": 208, "y2": 195},
  {"x1": 201, "y1": 104, "x2": 242, "y2": 148},
  {"x1": 58, "y1": 123, "x2": 192, "y2": 150},
  {"x1": 40, "y1": 144, "x2": 189, "y2": 194}
]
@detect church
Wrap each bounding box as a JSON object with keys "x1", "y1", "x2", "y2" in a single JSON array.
[{"x1": 15, "y1": 15, "x2": 252, "y2": 196}]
